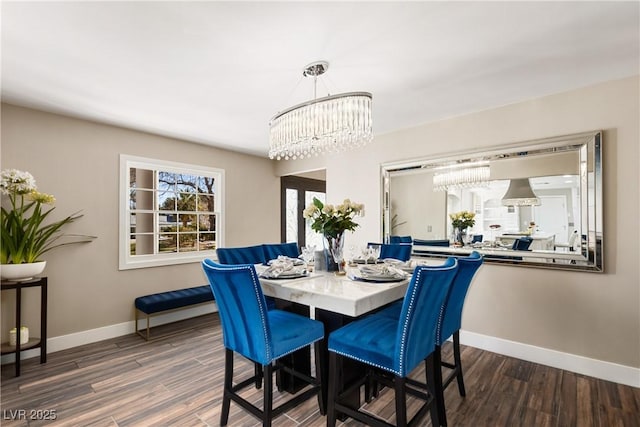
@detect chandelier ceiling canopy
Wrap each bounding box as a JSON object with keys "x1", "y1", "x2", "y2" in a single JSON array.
[
  {"x1": 501, "y1": 178, "x2": 541, "y2": 206},
  {"x1": 269, "y1": 61, "x2": 373, "y2": 160}
]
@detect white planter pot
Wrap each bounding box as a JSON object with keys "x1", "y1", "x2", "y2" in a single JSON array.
[{"x1": 0, "y1": 261, "x2": 47, "y2": 282}]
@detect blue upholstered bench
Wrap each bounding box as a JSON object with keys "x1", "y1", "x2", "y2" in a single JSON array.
[{"x1": 134, "y1": 285, "x2": 214, "y2": 340}]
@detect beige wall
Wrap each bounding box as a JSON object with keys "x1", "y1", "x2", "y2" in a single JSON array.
[
  {"x1": 279, "y1": 76, "x2": 640, "y2": 369},
  {"x1": 2, "y1": 75, "x2": 639, "y2": 372},
  {"x1": 1, "y1": 104, "x2": 280, "y2": 339},
  {"x1": 390, "y1": 172, "x2": 448, "y2": 239}
]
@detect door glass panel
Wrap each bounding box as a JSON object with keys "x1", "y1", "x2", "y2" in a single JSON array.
[
  {"x1": 305, "y1": 191, "x2": 326, "y2": 249},
  {"x1": 286, "y1": 189, "x2": 298, "y2": 243}
]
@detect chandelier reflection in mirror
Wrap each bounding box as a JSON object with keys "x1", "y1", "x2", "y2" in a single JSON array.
[
  {"x1": 269, "y1": 61, "x2": 373, "y2": 160},
  {"x1": 433, "y1": 164, "x2": 490, "y2": 191}
]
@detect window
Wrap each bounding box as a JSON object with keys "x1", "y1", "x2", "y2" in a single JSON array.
[{"x1": 119, "y1": 155, "x2": 224, "y2": 269}]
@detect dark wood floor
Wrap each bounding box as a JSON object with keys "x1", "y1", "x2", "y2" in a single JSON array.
[{"x1": 2, "y1": 314, "x2": 639, "y2": 426}]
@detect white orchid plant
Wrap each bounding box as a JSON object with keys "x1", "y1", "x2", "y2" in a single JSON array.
[{"x1": 0, "y1": 169, "x2": 95, "y2": 264}]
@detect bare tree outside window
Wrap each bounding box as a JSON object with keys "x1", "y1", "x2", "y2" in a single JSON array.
[{"x1": 121, "y1": 156, "x2": 223, "y2": 269}]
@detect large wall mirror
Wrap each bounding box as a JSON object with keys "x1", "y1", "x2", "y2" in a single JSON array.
[{"x1": 381, "y1": 130, "x2": 603, "y2": 272}]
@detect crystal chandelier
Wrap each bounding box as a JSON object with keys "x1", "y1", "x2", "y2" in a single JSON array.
[
  {"x1": 433, "y1": 165, "x2": 490, "y2": 191},
  {"x1": 269, "y1": 61, "x2": 373, "y2": 160}
]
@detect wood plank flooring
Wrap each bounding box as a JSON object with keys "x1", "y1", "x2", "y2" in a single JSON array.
[{"x1": 2, "y1": 314, "x2": 639, "y2": 426}]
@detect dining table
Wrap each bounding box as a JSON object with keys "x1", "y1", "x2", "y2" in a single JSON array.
[
  {"x1": 257, "y1": 263, "x2": 414, "y2": 318},
  {"x1": 255, "y1": 259, "x2": 443, "y2": 412}
]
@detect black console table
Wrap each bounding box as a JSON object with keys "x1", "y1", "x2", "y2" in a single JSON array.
[{"x1": 1, "y1": 276, "x2": 48, "y2": 377}]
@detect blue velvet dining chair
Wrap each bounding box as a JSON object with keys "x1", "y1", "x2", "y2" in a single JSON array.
[
  {"x1": 379, "y1": 243, "x2": 412, "y2": 261},
  {"x1": 327, "y1": 258, "x2": 458, "y2": 427},
  {"x1": 512, "y1": 237, "x2": 533, "y2": 251},
  {"x1": 217, "y1": 244, "x2": 266, "y2": 265},
  {"x1": 202, "y1": 259, "x2": 324, "y2": 427},
  {"x1": 217, "y1": 244, "x2": 274, "y2": 310},
  {"x1": 216, "y1": 244, "x2": 273, "y2": 390},
  {"x1": 471, "y1": 234, "x2": 483, "y2": 243},
  {"x1": 390, "y1": 235, "x2": 412, "y2": 244},
  {"x1": 412, "y1": 239, "x2": 451, "y2": 257},
  {"x1": 262, "y1": 242, "x2": 300, "y2": 261},
  {"x1": 375, "y1": 251, "x2": 484, "y2": 426},
  {"x1": 413, "y1": 238, "x2": 451, "y2": 247}
]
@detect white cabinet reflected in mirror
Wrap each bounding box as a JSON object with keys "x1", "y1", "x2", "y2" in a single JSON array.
[{"x1": 381, "y1": 130, "x2": 603, "y2": 272}]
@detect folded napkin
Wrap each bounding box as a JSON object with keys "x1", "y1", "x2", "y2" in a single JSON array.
[
  {"x1": 261, "y1": 256, "x2": 307, "y2": 278},
  {"x1": 398, "y1": 260, "x2": 442, "y2": 273},
  {"x1": 358, "y1": 264, "x2": 406, "y2": 280},
  {"x1": 267, "y1": 255, "x2": 304, "y2": 266},
  {"x1": 388, "y1": 259, "x2": 416, "y2": 272}
]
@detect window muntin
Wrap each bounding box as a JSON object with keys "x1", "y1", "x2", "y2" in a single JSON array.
[{"x1": 120, "y1": 155, "x2": 224, "y2": 269}]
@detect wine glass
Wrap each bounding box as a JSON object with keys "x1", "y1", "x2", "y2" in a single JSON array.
[
  {"x1": 347, "y1": 244, "x2": 359, "y2": 266},
  {"x1": 301, "y1": 245, "x2": 316, "y2": 272},
  {"x1": 368, "y1": 245, "x2": 381, "y2": 263},
  {"x1": 361, "y1": 246, "x2": 371, "y2": 264}
]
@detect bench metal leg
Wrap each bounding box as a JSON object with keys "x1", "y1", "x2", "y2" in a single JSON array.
[{"x1": 135, "y1": 309, "x2": 151, "y2": 341}]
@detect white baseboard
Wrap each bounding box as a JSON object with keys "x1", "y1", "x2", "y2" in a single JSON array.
[
  {"x1": 459, "y1": 330, "x2": 640, "y2": 388},
  {"x1": 3, "y1": 308, "x2": 638, "y2": 388},
  {"x1": 1, "y1": 303, "x2": 217, "y2": 365}
]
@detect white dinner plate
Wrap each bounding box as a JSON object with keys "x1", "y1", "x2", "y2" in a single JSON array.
[
  {"x1": 267, "y1": 257, "x2": 304, "y2": 266},
  {"x1": 260, "y1": 270, "x2": 308, "y2": 280},
  {"x1": 349, "y1": 274, "x2": 406, "y2": 283}
]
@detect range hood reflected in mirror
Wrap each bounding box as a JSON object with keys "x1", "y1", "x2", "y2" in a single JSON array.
[
  {"x1": 381, "y1": 131, "x2": 603, "y2": 272},
  {"x1": 501, "y1": 178, "x2": 541, "y2": 206}
]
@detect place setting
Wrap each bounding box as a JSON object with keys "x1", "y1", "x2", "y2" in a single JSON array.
[
  {"x1": 347, "y1": 262, "x2": 408, "y2": 283},
  {"x1": 380, "y1": 258, "x2": 440, "y2": 273},
  {"x1": 260, "y1": 255, "x2": 309, "y2": 279}
]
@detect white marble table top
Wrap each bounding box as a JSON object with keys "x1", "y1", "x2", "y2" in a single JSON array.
[{"x1": 256, "y1": 260, "x2": 443, "y2": 318}]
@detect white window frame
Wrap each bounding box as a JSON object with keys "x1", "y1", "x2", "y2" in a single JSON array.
[{"x1": 119, "y1": 154, "x2": 224, "y2": 270}]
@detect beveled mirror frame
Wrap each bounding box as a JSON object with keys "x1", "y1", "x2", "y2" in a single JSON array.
[{"x1": 381, "y1": 130, "x2": 603, "y2": 272}]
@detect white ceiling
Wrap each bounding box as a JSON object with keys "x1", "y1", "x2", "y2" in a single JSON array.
[{"x1": 2, "y1": 1, "x2": 638, "y2": 158}]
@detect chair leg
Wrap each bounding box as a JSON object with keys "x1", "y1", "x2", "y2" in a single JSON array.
[
  {"x1": 365, "y1": 367, "x2": 381, "y2": 403},
  {"x1": 453, "y1": 331, "x2": 466, "y2": 397},
  {"x1": 428, "y1": 349, "x2": 446, "y2": 426},
  {"x1": 314, "y1": 340, "x2": 326, "y2": 415},
  {"x1": 263, "y1": 363, "x2": 273, "y2": 427},
  {"x1": 221, "y1": 348, "x2": 233, "y2": 426},
  {"x1": 326, "y1": 352, "x2": 338, "y2": 427},
  {"x1": 394, "y1": 376, "x2": 407, "y2": 426},
  {"x1": 254, "y1": 362, "x2": 263, "y2": 389}
]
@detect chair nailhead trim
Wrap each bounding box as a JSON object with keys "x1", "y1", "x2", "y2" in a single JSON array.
[
  {"x1": 249, "y1": 266, "x2": 272, "y2": 362},
  {"x1": 330, "y1": 349, "x2": 401, "y2": 376},
  {"x1": 398, "y1": 268, "x2": 421, "y2": 376},
  {"x1": 436, "y1": 303, "x2": 445, "y2": 345},
  {"x1": 276, "y1": 337, "x2": 323, "y2": 359}
]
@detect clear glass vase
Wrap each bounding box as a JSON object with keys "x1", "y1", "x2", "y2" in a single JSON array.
[
  {"x1": 454, "y1": 227, "x2": 467, "y2": 246},
  {"x1": 324, "y1": 231, "x2": 346, "y2": 274}
]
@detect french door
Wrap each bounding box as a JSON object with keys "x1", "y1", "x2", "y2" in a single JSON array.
[{"x1": 280, "y1": 176, "x2": 326, "y2": 249}]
